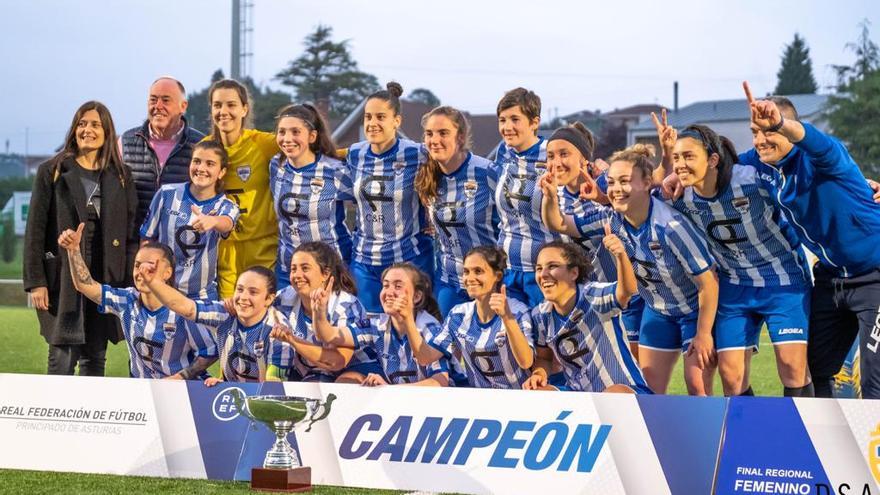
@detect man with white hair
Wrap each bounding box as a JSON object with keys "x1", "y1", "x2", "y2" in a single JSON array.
[{"x1": 120, "y1": 76, "x2": 205, "y2": 226}]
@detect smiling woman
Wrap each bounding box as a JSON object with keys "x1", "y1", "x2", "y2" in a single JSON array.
[{"x1": 23, "y1": 101, "x2": 139, "y2": 377}]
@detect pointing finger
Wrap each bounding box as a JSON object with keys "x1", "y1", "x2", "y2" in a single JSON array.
[
  {"x1": 661, "y1": 107, "x2": 668, "y2": 127},
  {"x1": 742, "y1": 81, "x2": 755, "y2": 105},
  {"x1": 651, "y1": 111, "x2": 662, "y2": 131}
]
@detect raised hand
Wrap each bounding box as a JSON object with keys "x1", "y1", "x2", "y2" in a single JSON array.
[
  {"x1": 137, "y1": 259, "x2": 159, "y2": 285},
  {"x1": 743, "y1": 81, "x2": 783, "y2": 131},
  {"x1": 269, "y1": 323, "x2": 295, "y2": 346},
  {"x1": 592, "y1": 158, "x2": 610, "y2": 175},
  {"x1": 651, "y1": 109, "x2": 677, "y2": 153},
  {"x1": 578, "y1": 168, "x2": 600, "y2": 201},
  {"x1": 387, "y1": 292, "x2": 413, "y2": 321},
  {"x1": 522, "y1": 371, "x2": 548, "y2": 390},
  {"x1": 57, "y1": 223, "x2": 85, "y2": 251},
  {"x1": 190, "y1": 205, "x2": 219, "y2": 234},
  {"x1": 538, "y1": 167, "x2": 559, "y2": 198},
  {"x1": 661, "y1": 173, "x2": 684, "y2": 200},
  {"x1": 602, "y1": 223, "x2": 626, "y2": 257},
  {"x1": 488, "y1": 284, "x2": 513, "y2": 319},
  {"x1": 310, "y1": 275, "x2": 333, "y2": 321}
]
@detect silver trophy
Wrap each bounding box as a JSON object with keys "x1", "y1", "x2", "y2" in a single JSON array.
[{"x1": 231, "y1": 390, "x2": 336, "y2": 470}]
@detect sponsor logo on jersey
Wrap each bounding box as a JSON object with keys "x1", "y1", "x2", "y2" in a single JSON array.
[
  {"x1": 310, "y1": 177, "x2": 325, "y2": 194},
  {"x1": 464, "y1": 180, "x2": 478, "y2": 199},
  {"x1": 777, "y1": 328, "x2": 804, "y2": 335},
  {"x1": 732, "y1": 196, "x2": 750, "y2": 214},
  {"x1": 236, "y1": 165, "x2": 252, "y2": 182}
]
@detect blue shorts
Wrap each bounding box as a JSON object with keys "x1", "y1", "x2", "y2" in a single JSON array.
[
  {"x1": 715, "y1": 282, "x2": 810, "y2": 352},
  {"x1": 503, "y1": 269, "x2": 544, "y2": 307},
  {"x1": 342, "y1": 360, "x2": 385, "y2": 379},
  {"x1": 434, "y1": 276, "x2": 469, "y2": 318},
  {"x1": 612, "y1": 294, "x2": 645, "y2": 342},
  {"x1": 639, "y1": 305, "x2": 698, "y2": 353},
  {"x1": 350, "y1": 249, "x2": 435, "y2": 314}
]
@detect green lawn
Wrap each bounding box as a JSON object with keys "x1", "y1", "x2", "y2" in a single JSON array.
[
  {"x1": 0, "y1": 238, "x2": 23, "y2": 279},
  {"x1": 0, "y1": 469, "x2": 402, "y2": 495}
]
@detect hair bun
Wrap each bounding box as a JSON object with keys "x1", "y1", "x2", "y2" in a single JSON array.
[
  {"x1": 386, "y1": 81, "x2": 403, "y2": 98},
  {"x1": 628, "y1": 143, "x2": 656, "y2": 159}
]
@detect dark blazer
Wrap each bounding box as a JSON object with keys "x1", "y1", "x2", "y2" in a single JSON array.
[{"x1": 23, "y1": 156, "x2": 138, "y2": 346}]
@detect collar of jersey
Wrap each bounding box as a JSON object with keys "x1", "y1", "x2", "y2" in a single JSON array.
[
  {"x1": 237, "y1": 315, "x2": 267, "y2": 332},
  {"x1": 284, "y1": 154, "x2": 320, "y2": 174},
  {"x1": 185, "y1": 183, "x2": 224, "y2": 206},
  {"x1": 365, "y1": 138, "x2": 401, "y2": 159},
  {"x1": 476, "y1": 311, "x2": 499, "y2": 329},
  {"x1": 550, "y1": 284, "x2": 580, "y2": 323},
  {"x1": 511, "y1": 137, "x2": 544, "y2": 158},
  {"x1": 440, "y1": 152, "x2": 472, "y2": 179},
  {"x1": 622, "y1": 197, "x2": 654, "y2": 236},
  {"x1": 561, "y1": 185, "x2": 581, "y2": 200},
  {"x1": 138, "y1": 298, "x2": 169, "y2": 317}
]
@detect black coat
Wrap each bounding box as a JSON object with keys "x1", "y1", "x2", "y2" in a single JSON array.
[{"x1": 23, "y1": 156, "x2": 138, "y2": 345}]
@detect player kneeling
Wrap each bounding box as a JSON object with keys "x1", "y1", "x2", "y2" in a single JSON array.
[
  {"x1": 59, "y1": 225, "x2": 218, "y2": 380},
  {"x1": 524, "y1": 239, "x2": 651, "y2": 394}
]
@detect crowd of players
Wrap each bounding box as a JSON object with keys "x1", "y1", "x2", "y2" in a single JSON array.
[{"x1": 23, "y1": 76, "x2": 880, "y2": 399}]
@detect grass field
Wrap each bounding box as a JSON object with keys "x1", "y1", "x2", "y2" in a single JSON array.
[{"x1": 0, "y1": 305, "x2": 782, "y2": 493}]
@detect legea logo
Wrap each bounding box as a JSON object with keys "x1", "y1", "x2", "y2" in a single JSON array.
[{"x1": 212, "y1": 387, "x2": 245, "y2": 421}]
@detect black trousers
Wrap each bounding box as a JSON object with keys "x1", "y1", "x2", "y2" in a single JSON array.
[
  {"x1": 808, "y1": 265, "x2": 880, "y2": 399},
  {"x1": 46, "y1": 302, "x2": 108, "y2": 376}
]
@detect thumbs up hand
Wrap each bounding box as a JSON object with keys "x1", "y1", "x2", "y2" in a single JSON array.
[
  {"x1": 190, "y1": 205, "x2": 220, "y2": 234},
  {"x1": 489, "y1": 284, "x2": 514, "y2": 320},
  {"x1": 57, "y1": 223, "x2": 85, "y2": 251},
  {"x1": 602, "y1": 222, "x2": 626, "y2": 258}
]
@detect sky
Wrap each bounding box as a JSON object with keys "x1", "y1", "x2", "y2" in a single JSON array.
[{"x1": 2, "y1": 0, "x2": 878, "y2": 155}]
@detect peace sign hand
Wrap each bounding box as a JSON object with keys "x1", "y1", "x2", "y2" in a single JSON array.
[
  {"x1": 579, "y1": 168, "x2": 600, "y2": 201},
  {"x1": 310, "y1": 276, "x2": 333, "y2": 321},
  {"x1": 538, "y1": 167, "x2": 559, "y2": 198},
  {"x1": 651, "y1": 109, "x2": 677, "y2": 153},
  {"x1": 743, "y1": 81, "x2": 783, "y2": 132}
]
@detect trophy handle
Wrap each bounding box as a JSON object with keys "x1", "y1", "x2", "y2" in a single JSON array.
[
  {"x1": 304, "y1": 393, "x2": 336, "y2": 432},
  {"x1": 229, "y1": 388, "x2": 257, "y2": 425}
]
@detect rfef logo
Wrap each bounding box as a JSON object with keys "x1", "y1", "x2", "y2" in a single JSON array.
[
  {"x1": 869, "y1": 423, "x2": 880, "y2": 485},
  {"x1": 212, "y1": 387, "x2": 245, "y2": 421}
]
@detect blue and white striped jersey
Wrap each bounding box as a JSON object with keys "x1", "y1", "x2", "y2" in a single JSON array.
[
  {"x1": 559, "y1": 186, "x2": 603, "y2": 259},
  {"x1": 140, "y1": 183, "x2": 239, "y2": 299},
  {"x1": 100, "y1": 286, "x2": 217, "y2": 379},
  {"x1": 347, "y1": 138, "x2": 432, "y2": 266},
  {"x1": 349, "y1": 311, "x2": 458, "y2": 385},
  {"x1": 531, "y1": 283, "x2": 649, "y2": 393},
  {"x1": 494, "y1": 139, "x2": 562, "y2": 271},
  {"x1": 430, "y1": 298, "x2": 534, "y2": 389},
  {"x1": 668, "y1": 164, "x2": 810, "y2": 288},
  {"x1": 428, "y1": 152, "x2": 500, "y2": 287},
  {"x1": 270, "y1": 153, "x2": 354, "y2": 277},
  {"x1": 194, "y1": 301, "x2": 293, "y2": 382},
  {"x1": 574, "y1": 197, "x2": 714, "y2": 317},
  {"x1": 273, "y1": 286, "x2": 373, "y2": 380}
]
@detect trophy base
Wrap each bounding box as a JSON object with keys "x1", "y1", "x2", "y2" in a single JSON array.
[{"x1": 251, "y1": 466, "x2": 311, "y2": 492}]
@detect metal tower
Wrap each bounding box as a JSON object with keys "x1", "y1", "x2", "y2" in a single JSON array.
[{"x1": 231, "y1": 0, "x2": 254, "y2": 80}]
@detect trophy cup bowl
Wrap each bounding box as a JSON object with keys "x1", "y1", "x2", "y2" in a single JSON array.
[{"x1": 230, "y1": 390, "x2": 336, "y2": 492}]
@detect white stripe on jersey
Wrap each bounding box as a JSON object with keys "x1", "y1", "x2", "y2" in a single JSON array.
[
  {"x1": 270, "y1": 153, "x2": 354, "y2": 276},
  {"x1": 273, "y1": 286, "x2": 373, "y2": 380},
  {"x1": 429, "y1": 152, "x2": 500, "y2": 287},
  {"x1": 140, "y1": 183, "x2": 239, "y2": 299},
  {"x1": 101, "y1": 286, "x2": 217, "y2": 378},
  {"x1": 430, "y1": 298, "x2": 534, "y2": 389},
  {"x1": 351, "y1": 311, "x2": 458, "y2": 384},
  {"x1": 494, "y1": 138, "x2": 562, "y2": 271},
  {"x1": 195, "y1": 301, "x2": 294, "y2": 382},
  {"x1": 531, "y1": 283, "x2": 648, "y2": 392},
  {"x1": 574, "y1": 198, "x2": 714, "y2": 317},
  {"x1": 347, "y1": 138, "x2": 431, "y2": 265},
  {"x1": 670, "y1": 164, "x2": 809, "y2": 288}
]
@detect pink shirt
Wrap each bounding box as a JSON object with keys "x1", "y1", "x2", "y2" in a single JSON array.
[{"x1": 148, "y1": 121, "x2": 185, "y2": 169}]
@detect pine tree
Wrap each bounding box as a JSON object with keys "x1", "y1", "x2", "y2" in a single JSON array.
[
  {"x1": 275, "y1": 25, "x2": 380, "y2": 121},
  {"x1": 774, "y1": 33, "x2": 818, "y2": 95}
]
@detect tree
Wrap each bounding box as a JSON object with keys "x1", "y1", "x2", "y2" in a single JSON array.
[
  {"x1": 186, "y1": 69, "x2": 225, "y2": 133},
  {"x1": 828, "y1": 21, "x2": 880, "y2": 178},
  {"x1": 186, "y1": 70, "x2": 291, "y2": 134},
  {"x1": 408, "y1": 88, "x2": 441, "y2": 107},
  {"x1": 774, "y1": 33, "x2": 818, "y2": 95},
  {"x1": 832, "y1": 19, "x2": 880, "y2": 90},
  {"x1": 275, "y1": 25, "x2": 380, "y2": 121}
]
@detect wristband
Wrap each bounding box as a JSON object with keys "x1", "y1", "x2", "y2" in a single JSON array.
[{"x1": 765, "y1": 116, "x2": 785, "y2": 133}]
